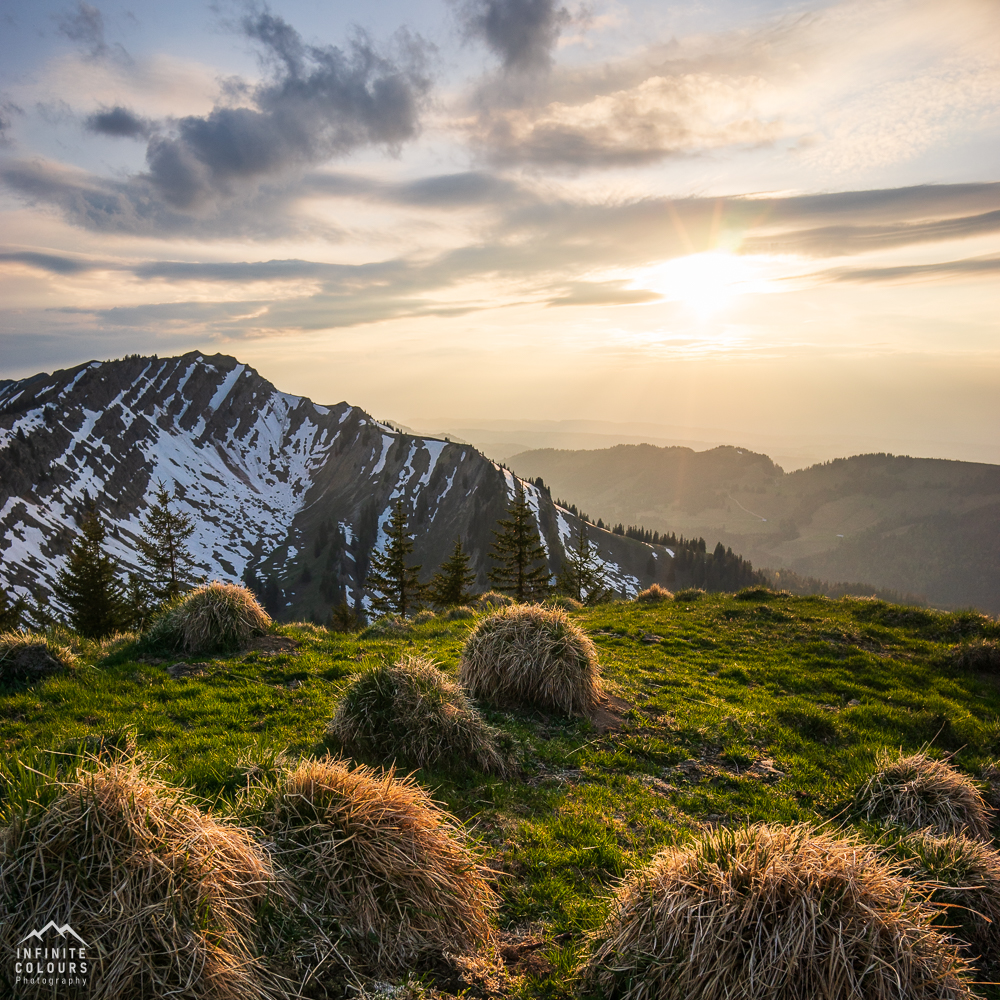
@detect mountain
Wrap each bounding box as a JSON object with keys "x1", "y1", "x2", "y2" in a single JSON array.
[
  {"x1": 507, "y1": 444, "x2": 1000, "y2": 614},
  {"x1": 0, "y1": 353, "x2": 680, "y2": 622}
]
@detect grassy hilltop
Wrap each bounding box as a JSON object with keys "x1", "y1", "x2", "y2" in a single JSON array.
[{"x1": 2, "y1": 591, "x2": 1000, "y2": 997}]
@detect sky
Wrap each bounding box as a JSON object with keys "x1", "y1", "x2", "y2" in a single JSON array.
[{"x1": 1, "y1": 0, "x2": 998, "y2": 467}]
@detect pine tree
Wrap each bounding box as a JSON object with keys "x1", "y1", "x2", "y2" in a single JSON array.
[
  {"x1": 137, "y1": 481, "x2": 198, "y2": 602},
  {"x1": 488, "y1": 485, "x2": 551, "y2": 601},
  {"x1": 429, "y1": 538, "x2": 476, "y2": 607},
  {"x1": 52, "y1": 509, "x2": 125, "y2": 638},
  {"x1": 366, "y1": 500, "x2": 426, "y2": 617},
  {"x1": 0, "y1": 586, "x2": 29, "y2": 630},
  {"x1": 120, "y1": 572, "x2": 154, "y2": 630},
  {"x1": 557, "y1": 521, "x2": 610, "y2": 605}
]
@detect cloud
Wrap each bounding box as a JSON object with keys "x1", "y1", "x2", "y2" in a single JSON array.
[
  {"x1": 456, "y1": 0, "x2": 571, "y2": 72},
  {"x1": 819, "y1": 253, "x2": 1000, "y2": 284},
  {"x1": 0, "y1": 158, "x2": 322, "y2": 239},
  {"x1": 305, "y1": 168, "x2": 527, "y2": 208},
  {"x1": 141, "y1": 13, "x2": 432, "y2": 211},
  {"x1": 546, "y1": 280, "x2": 662, "y2": 306},
  {"x1": 56, "y1": 1, "x2": 130, "y2": 63},
  {"x1": 0, "y1": 250, "x2": 100, "y2": 275},
  {"x1": 3, "y1": 12, "x2": 433, "y2": 231},
  {"x1": 463, "y1": 0, "x2": 1000, "y2": 171},
  {"x1": 84, "y1": 105, "x2": 153, "y2": 138}
]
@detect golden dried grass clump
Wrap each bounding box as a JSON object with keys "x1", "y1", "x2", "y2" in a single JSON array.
[
  {"x1": 261, "y1": 757, "x2": 498, "y2": 973},
  {"x1": 892, "y1": 829, "x2": 1000, "y2": 958},
  {"x1": 0, "y1": 630, "x2": 77, "y2": 681},
  {"x1": 856, "y1": 751, "x2": 992, "y2": 839},
  {"x1": 582, "y1": 824, "x2": 974, "y2": 1000},
  {"x1": 327, "y1": 655, "x2": 516, "y2": 775},
  {"x1": 635, "y1": 584, "x2": 672, "y2": 603},
  {"x1": 0, "y1": 758, "x2": 282, "y2": 999},
  {"x1": 151, "y1": 581, "x2": 271, "y2": 653},
  {"x1": 473, "y1": 591, "x2": 516, "y2": 612},
  {"x1": 459, "y1": 604, "x2": 603, "y2": 716},
  {"x1": 446, "y1": 605, "x2": 476, "y2": 620}
]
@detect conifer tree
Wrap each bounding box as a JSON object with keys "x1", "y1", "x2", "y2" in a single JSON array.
[
  {"x1": 52, "y1": 508, "x2": 124, "y2": 638},
  {"x1": 366, "y1": 499, "x2": 426, "y2": 617},
  {"x1": 429, "y1": 538, "x2": 476, "y2": 607},
  {"x1": 557, "y1": 521, "x2": 610, "y2": 604},
  {"x1": 137, "y1": 481, "x2": 197, "y2": 602},
  {"x1": 488, "y1": 485, "x2": 551, "y2": 601},
  {"x1": 0, "y1": 586, "x2": 29, "y2": 630}
]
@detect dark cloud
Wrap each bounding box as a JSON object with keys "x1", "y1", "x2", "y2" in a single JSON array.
[
  {"x1": 820, "y1": 254, "x2": 1000, "y2": 284},
  {"x1": 456, "y1": 0, "x2": 570, "y2": 72},
  {"x1": 0, "y1": 158, "x2": 327, "y2": 239},
  {"x1": 143, "y1": 14, "x2": 433, "y2": 210},
  {"x1": 0, "y1": 100, "x2": 23, "y2": 146},
  {"x1": 305, "y1": 169, "x2": 527, "y2": 208},
  {"x1": 0, "y1": 250, "x2": 100, "y2": 274},
  {"x1": 56, "y1": 1, "x2": 130, "y2": 63},
  {"x1": 4, "y1": 12, "x2": 433, "y2": 230},
  {"x1": 84, "y1": 106, "x2": 153, "y2": 139}
]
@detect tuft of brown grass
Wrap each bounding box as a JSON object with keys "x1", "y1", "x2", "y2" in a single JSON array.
[
  {"x1": 0, "y1": 758, "x2": 283, "y2": 999},
  {"x1": 635, "y1": 584, "x2": 672, "y2": 603},
  {"x1": 261, "y1": 757, "x2": 498, "y2": 974},
  {"x1": 582, "y1": 823, "x2": 975, "y2": 1000},
  {"x1": 149, "y1": 581, "x2": 271, "y2": 654},
  {"x1": 890, "y1": 829, "x2": 1000, "y2": 959},
  {"x1": 672, "y1": 588, "x2": 705, "y2": 601},
  {"x1": 855, "y1": 750, "x2": 992, "y2": 839},
  {"x1": 949, "y1": 639, "x2": 1000, "y2": 671},
  {"x1": 0, "y1": 630, "x2": 77, "y2": 681},
  {"x1": 473, "y1": 591, "x2": 516, "y2": 612},
  {"x1": 459, "y1": 604, "x2": 603, "y2": 716},
  {"x1": 446, "y1": 605, "x2": 476, "y2": 620},
  {"x1": 412, "y1": 609, "x2": 437, "y2": 624},
  {"x1": 545, "y1": 595, "x2": 584, "y2": 611},
  {"x1": 362, "y1": 615, "x2": 413, "y2": 638},
  {"x1": 327, "y1": 655, "x2": 517, "y2": 775}
]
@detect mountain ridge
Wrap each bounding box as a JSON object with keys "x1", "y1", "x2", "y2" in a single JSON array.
[{"x1": 0, "y1": 352, "x2": 688, "y2": 621}]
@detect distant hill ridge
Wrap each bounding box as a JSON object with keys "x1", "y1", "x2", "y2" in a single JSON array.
[
  {"x1": 508, "y1": 443, "x2": 1000, "y2": 614},
  {"x1": 0, "y1": 353, "x2": 761, "y2": 622}
]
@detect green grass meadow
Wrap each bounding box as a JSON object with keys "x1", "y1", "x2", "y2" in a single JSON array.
[{"x1": 3, "y1": 592, "x2": 999, "y2": 997}]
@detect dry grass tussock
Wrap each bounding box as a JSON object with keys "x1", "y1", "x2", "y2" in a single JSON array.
[
  {"x1": 546, "y1": 594, "x2": 584, "y2": 610},
  {"x1": 459, "y1": 604, "x2": 603, "y2": 716},
  {"x1": 413, "y1": 609, "x2": 437, "y2": 624},
  {"x1": 327, "y1": 655, "x2": 516, "y2": 775},
  {"x1": 891, "y1": 829, "x2": 1000, "y2": 958},
  {"x1": 0, "y1": 758, "x2": 283, "y2": 999},
  {"x1": 446, "y1": 605, "x2": 476, "y2": 620},
  {"x1": 582, "y1": 823, "x2": 975, "y2": 1000},
  {"x1": 261, "y1": 757, "x2": 498, "y2": 974},
  {"x1": 0, "y1": 629, "x2": 77, "y2": 681},
  {"x1": 855, "y1": 750, "x2": 992, "y2": 839},
  {"x1": 635, "y1": 584, "x2": 672, "y2": 603},
  {"x1": 150, "y1": 581, "x2": 271, "y2": 654},
  {"x1": 473, "y1": 591, "x2": 516, "y2": 611},
  {"x1": 949, "y1": 639, "x2": 1000, "y2": 671},
  {"x1": 673, "y1": 588, "x2": 705, "y2": 601},
  {"x1": 362, "y1": 615, "x2": 413, "y2": 638}
]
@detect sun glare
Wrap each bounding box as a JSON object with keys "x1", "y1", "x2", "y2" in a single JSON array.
[{"x1": 633, "y1": 252, "x2": 770, "y2": 319}]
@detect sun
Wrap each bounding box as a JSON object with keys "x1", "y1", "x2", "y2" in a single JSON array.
[{"x1": 635, "y1": 251, "x2": 760, "y2": 319}]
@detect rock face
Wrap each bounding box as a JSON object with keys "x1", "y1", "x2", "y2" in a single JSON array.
[{"x1": 0, "y1": 352, "x2": 661, "y2": 621}]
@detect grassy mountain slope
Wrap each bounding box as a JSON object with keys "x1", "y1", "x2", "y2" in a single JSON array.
[
  {"x1": 509, "y1": 445, "x2": 1000, "y2": 613},
  {"x1": 2, "y1": 595, "x2": 999, "y2": 996}
]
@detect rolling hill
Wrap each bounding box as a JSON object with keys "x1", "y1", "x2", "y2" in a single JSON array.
[{"x1": 508, "y1": 444, "x2": 1000, "y2": 613}]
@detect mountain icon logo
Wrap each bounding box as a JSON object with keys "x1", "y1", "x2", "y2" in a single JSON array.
[{"x1": 19, "y1": 922, "x2": 88, "y2": 946}]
